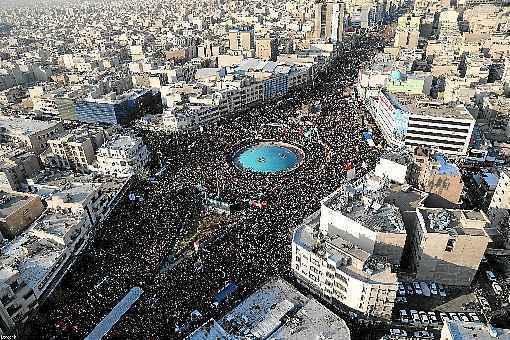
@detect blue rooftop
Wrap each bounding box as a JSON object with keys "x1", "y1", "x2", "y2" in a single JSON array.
[{"x1": 435, "y1": 154, "x2": 460, "y2": 176}]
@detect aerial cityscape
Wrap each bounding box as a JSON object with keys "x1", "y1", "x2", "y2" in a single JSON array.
[{"x1": 0, "y1": 0, "x2": 509, "y2": 339}]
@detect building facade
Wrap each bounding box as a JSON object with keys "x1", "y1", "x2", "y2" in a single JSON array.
[
  {"x1": 95, "y1": 135, "x2": 149, "y2": 178},
  {"x1": 314, "y1": 1, "x2": 345, "y2": 43}
]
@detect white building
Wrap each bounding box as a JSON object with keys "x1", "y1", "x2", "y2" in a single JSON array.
[
  {"x1": 440, "y1": 320, "x2": 510, "y2": 340},
  {"x1": 487, "y1": 168, "x2": 510, "y2": 232},
  {"x1": 96, "y1": 135, "x2": 149, "y2": 178},
  {"x1": 292, "y1": 174, "x2": 408, "y2": 320}
]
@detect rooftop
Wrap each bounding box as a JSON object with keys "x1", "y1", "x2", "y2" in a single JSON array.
[
  {"x1": 392, "y1": 93, "x2": 474, "y2": 121},
  {"x1": 444, "y1": 321, "x2": 510, "y2": 339},
  {"x1": 418, "y1": 208, "x2": 490, "y2": 236},
  {"x1": 0, "y1": 191, "x2": 37, "y2": 219},
  {"x1": 100, "y1": 135, "x2": 142, "y2": 151},
  {"x1": 0, "y1": 116, "x2": 60, "y2": 136}
]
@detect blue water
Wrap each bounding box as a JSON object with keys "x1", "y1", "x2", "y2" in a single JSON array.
[{"x1": 236, "y1": 144, "x2": 300, "y2": 173}]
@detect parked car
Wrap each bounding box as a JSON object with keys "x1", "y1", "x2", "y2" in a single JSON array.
[
  {"x1": 414, "y1": 282, "x2": 423, "y2": 295},
  {"x1": 468, "y1": 312, "x2": 481, "y2": 322},
  {"x1": 430, "y1": 283, "x2": 438, "y2": 295},
  {"x1": 458, "y1": 313, "x2": 470, "y2": 322},
  {"x1": 478, "y1": 296, "x2": 491, "y2": 310},
  {"x1": 439, "y1": 312, "x2": 450, "y2": 323},
  {"x1": 400, "y1": 310, "x2": 409, "y2": 323},
  {"x1": 398, "y1": 283, "x2": 406, "y2": 296},
  {"x1": 449, "y1": 313, "x2": 460, "y2": 321},
  {"x1": 419, "y1": 311, "x2": 429, "y2": 324},
  {"x1": 414, "y1": 330, "x2": 434, "y2": 338},
  {"x1": 438, "y1": 284, "x2": 447, "y2": 297},
  {"x1": 390, "y1": 329, "x2": 408, "y2": 337},
  {"x1": 411, "y1": 310, "x2": 420, "y2": 323},
  {"x1": 486, "y1": 271, "x2": 497, "y2": 282},
  {"x1": 396, "y1": 296, "x2": 407, "y2": 303},
  {"x1": 428, "y1": 311, "x2": 438, "y2": 324},
  {"x1": 493, "y1": 282, "x2": 503, "y2": 295},
  {"x1": 406, "y1": 284, "x2": 415, "y2": 295}
]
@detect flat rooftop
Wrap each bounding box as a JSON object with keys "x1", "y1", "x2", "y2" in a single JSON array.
[
  {"x1": 418, "y1": 208, "x2": 489, "y2": 236},
  {"x1": 220, "y1": 278, "x2": 351, "y2": 340},
  {"x1": 0, "y1": 116, "x2": 60, "y2": 136},
  {"x1": 101, "y1": 135, "x2": 140, "y2": 151},
  {"x1": 322, "y1": 175, "x2": 406, "y2": 234},
  {"x1": 294, "y1": 223, "x2": 396, "y2": 284},
  {"x1": 391, "y1": 93, "x2": 474, "y2": 120},
  {"x1": 0, "y1": 191, "x2": 35, "y2": 219},
  {"x1": 444, "y1": 321, "x2": 510, "y2": 339}
]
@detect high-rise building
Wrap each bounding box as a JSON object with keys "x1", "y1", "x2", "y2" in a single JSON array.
[
  {"x1": 394, "y1": 15, "x2": 421, "y2": 49},
  {"x1": 228, "y1": 28, "x2": 254, "y2": 51},
  {"x1": 255, "y1": 37, "x2": 278, "y2": 61},
  {"x1": 314, "y1": 1, "x2": 345, "y2": 43}
]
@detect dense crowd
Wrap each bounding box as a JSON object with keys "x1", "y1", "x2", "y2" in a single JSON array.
[{"x1": 22, "y1": 33, "x2": 385, "y2": 339}]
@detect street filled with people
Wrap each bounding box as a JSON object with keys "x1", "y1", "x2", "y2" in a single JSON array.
[{"x1": 23, "y1": 33, "x2": 387, "y2": 339}]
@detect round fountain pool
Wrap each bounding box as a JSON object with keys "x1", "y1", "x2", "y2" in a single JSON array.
[{"x1": 233, "y1": 142, "x2": 304, "y2": 174}]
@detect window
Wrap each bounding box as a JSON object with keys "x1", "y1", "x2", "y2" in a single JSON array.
[{"x1": 445, "y1": 238, "x2": 456, "y2": 252}]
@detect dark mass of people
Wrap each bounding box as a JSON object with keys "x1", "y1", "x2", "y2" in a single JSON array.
[{"x1": 22, "y1": 33, "x2": 387, "y2": 340}]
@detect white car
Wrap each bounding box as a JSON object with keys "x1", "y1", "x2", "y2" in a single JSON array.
[
  {"x1": 430, "y1": 283, "x2": 438, "y2": 295},
  {"x1": 390, "y1": 329, "x2": 408, "y2": 337},
  {"x1": 396, "y1": 296, "x2": 408, "y2": 303},
  {"x1": 458, "y1": 313, "x2": 470, "y2": 322},
  {"x1": 419, "y1": 311, "x2": 429, "y2": 324},
  {"x1": 486, "y1": 271, "x2": 497, "y2": 282},
  {"x1": 449, "y1": 313, "x2": 460, "y2": 321},
  {"x1": 478, "y1": 296, "x2": 491, "y2": 310},
  {"x1": 411, "y1": 310, "x2": 420, "y2": 323},
  {"x1": 428, "y1": 311, "x2": 438, "y2": 324},
  {"x1": 438, "y1": 285, "x2": 447, "y2": 297},
  {"x1": 468, "y1": 312, "x2": 481, "y2": 323},
  {"x1": 414, "y1": 282, "x2": 423, "y2": 295},
  {"x1": 398, "y1": 283, "x2": 406, "y2": 296},
  {"x1": 439, "y1": 312, "x2": 450, "y2": 323},
  {"x1": 493, "y1": 282, "x2": 503, "y2": 295},
  {"x1": 414, "y1": 330, "x2": 434, "y2": 338},
  {"x1": 400, "y1": 310, "x2": 409, "y2": 323}
]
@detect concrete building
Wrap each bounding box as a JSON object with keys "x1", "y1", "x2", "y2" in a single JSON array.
[
  {"x1": 314, "y1": 1, "x2": 345, "y2": 43},
  {"x1": 0, "y1": 191, "x2": 44, "y2": 239},
  {"x1": 0, "y1": 117, "x2": 64, "y2": 155},
  {"x1": 95, "y1": 135, "x2": 149, "y2": 178},
  {"x1": 374, "y1": 148, "x2": 412, "y2": 185},
  {"x1": 393, "y1": 15, "x2": 421, "y2": 49},
  {"x1": 188, "y1": 278, "x2": 351, "y2": 340},
  {"x1": 255, "y1": 37, "x2": 278, "y2": 61},
  {"x1": 41, "y1": 127, "x2": 106, "y2": 173},
  {"x1": 0, "y1": 151, "x2": 41, "y2": 191},
  {"x1": 292, "y1": 174, "x2": 407, "y2": 320},
  {"x1": 228, "y1": 28, "x2": 254, "y2": 51},
  {"x1": 487, "y1": 168, "x2": 510, "y2": 232},
  {"x1": 440, "y1": 320, "x2": 510, "y2": 340},
  {"x1": 413, "y1": 151, "x2": 464, "y2": 205},
  {"x1": 412, "y1": 208, "x2": 490, "y2": 286}
]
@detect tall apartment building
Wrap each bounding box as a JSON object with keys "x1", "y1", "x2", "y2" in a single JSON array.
[
  {"x1": 292, "y1": 174, "x2": 406, "y2": 319},
  {"x1": 95, "y1": 135, "x2": 149, "y2": 178},
  {"x1": 42, "y1": 127, "x2": 106, "y2": 173},
  {"x1": 228, "y1": 28, "x2": 254, "y2": 51},
  {"x1": 412, "y1": 208, "x2": 490, "y2": 286},
  {"x1": 255, "y1": 37, "x2": 278, "y2": 61},
  {"x1": 394, "y1": 15, "x2": 421, "y2": 49},
  {"x1": 487, "y1": 169, "x2": 510, "y2": 231},
  {"x1": 314, "y1": 1, "x2": 345, "y2": 43}
]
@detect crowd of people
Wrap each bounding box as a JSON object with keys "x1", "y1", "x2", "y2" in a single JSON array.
[{"x1": 23, "y1": 33, "x2": 386, "y2": 339}]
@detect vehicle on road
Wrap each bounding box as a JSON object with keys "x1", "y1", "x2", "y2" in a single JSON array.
[
  {"x1": 458, "y1": 313, "x2": 470, "y2": 322},
  {"x1": 439, "y1": 312, "x2": 450, "y2": 323},
  {"x1": 411, "y1": 310, "x2": 420, "y2": 323},
  {"x1": 430, "y1": 283, "x2": 438, "y2": 295},
  {"x1": 438, "y1": 283, "x2": 447, "y2": 297},
  {"x1": 398, "y1": 283, "x2": 406, "y2": 296},
  {"x1": 449, "y1": 313, "x2": 460, "y2": 321},
  {"x1": 478, "y1": 296, "x2": 491, "y2": 310}
]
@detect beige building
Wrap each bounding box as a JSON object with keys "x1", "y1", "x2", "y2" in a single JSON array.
[
  {"x1": 0, "y1": 151, "x2": 41, "y2": 191},
  {"x1": 0, "y1": 191, "x2": 44, "y2": 239},
  {"x1": 228, "y1": 29, "x2": 254, "y2": 51},
  {"x1": 292, "y1": 174, "x2": 408, "y2": 320},
  {"x1": 413, "y1": 150, "x2": 464, "y2": 205},
  {"x1": 394, "y1": 15, "x2": 420, "y2": 49},
  {"x1": 255, "y1": 37, "x2": 278, "y2": 61},
  {"x1": 314, "y1": 1, "x2": 344, "y2": 43},
  {"x1": 0, "y1": 116, "x2": 64, "y2": 155},
  {"x1": 487, "y1": 169, "x2": 510, "y2": 234},
  {"x1": 412, "y1": 208, "x2": 490, "y2": 286},
  {"x1": 42, "y1": 127, "x2": 106, "y2": 173}
]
